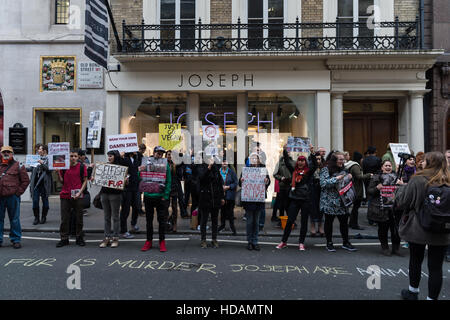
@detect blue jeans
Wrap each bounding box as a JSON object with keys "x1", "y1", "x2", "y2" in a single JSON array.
[
  {"x1": 259, "y1": 206, "x2": 266, "y2": 228},
  {"x1": 246, "y1": 210, "x2": 261, "y2": 245},
  {"x1": 32, "y1": 183, "x2": 49, "y2": 210},
  {"x1": 0, "y1": 195, "x2": 21, "y2": 244}
]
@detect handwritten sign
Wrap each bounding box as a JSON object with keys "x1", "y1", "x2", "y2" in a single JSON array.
[
  {"x1": 48, "y1": 142, "x2": 70, "y2": 170},
  {"x1": 241, "y1": 167, "x2": 267, "y2": 202},
  {"x1": 87, "y1": 111, "x2": 103, "y2": 149},
  {"x1": 286, "y1": 136, "x2": 310, "y2": 153},
  {"x1": 389, "y1": 143, "x2": 411, "y2": 166},
  {"x1": 92, "y1": 163, "x2": 128, "y2": 190},
  {"x1": 107, "y1": 133, "x2": 139, "y2": 153},
  {"x1": 159, "y1": 123, "x2": 181, "y2": 151},
  {"x1": 25, "y1": 155, "x2": 41, "y2": 167}
]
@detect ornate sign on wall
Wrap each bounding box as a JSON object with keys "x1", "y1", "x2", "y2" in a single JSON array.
[{"x1": 40, "y1": 56, "x2": 76, "y2": 92}]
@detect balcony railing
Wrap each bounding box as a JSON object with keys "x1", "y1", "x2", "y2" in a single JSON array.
[{"x1": 119, "y1": 16, "x2": 421, "y2": 54}]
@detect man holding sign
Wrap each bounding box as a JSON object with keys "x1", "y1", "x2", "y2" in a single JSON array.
[{"x1": 239, "y1": 153, "x2": 270, "y2": 251}]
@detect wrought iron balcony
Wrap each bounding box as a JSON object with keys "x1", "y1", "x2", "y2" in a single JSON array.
[{"x1": 119, "y1": 16, "x2": 421, "y2": 54}]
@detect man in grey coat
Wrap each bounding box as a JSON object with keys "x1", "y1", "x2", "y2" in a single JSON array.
[{"x1": 28, "y1": 145, "x2": 52, "y2": 224}]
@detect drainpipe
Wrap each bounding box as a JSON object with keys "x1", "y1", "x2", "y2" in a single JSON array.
[{"x1": 419, "y1": 0, "x2": 424, "y2": 49}]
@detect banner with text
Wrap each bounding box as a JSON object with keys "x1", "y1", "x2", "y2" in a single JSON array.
[
  {"x1": 48, "y1": 142, "x2": 70, "y2": 170},
  {"x1": 241, "y1": 167, "x2": 267, "y2": 203},
  {"x1": 107, "y1": 133, "x2": 139, "y2": 153},
  {"x1": 87, "y1": 111, "x2": 103, "y2": 148},
  {"x1": 92, "y1": 163, "x2": 128, "y2": 190}
]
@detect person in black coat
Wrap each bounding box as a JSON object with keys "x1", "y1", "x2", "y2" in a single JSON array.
[{"x1": 198, "y1": 156, "x2": 225, "y2": 249}]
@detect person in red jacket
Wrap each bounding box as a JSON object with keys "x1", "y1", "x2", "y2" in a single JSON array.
[{"x1": 0, "y1": 146, "x2": 30, "y2": 249}]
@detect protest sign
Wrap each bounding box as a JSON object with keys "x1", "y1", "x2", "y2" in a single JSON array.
[
  {"x1": 286, "y1": 136, "x2": 311, "y2": 153},
  {"x1": 107, "y1": 133, "x2": 139, "y2": 153},
  {"x1": 159, "y1": 123, "x2": 181, "y2": 151},
  {"x1": 139, "y1": 157, "x2": 168, "y2": 193},
  {"x1": 241, "y1": 167, "x2": 267, "y2": 203},
  {"x1": 87, "y1": 111, "x2": 103, "y2": 148},
  {"x1": 92, "y1": 163, "x2": 128, "y2": 190},
  {"x1": 25, "y1": 155, "x2": 41, "y2": 167},
  {"x1": 48, "y1": 142, "x2": 70, "y2": 170},
  {"x1": 389, "y1": 143, "x2": 411, "y2": 166},
  {"x1": 202, "y1": 125, "x2": 220, "y2": 156}
]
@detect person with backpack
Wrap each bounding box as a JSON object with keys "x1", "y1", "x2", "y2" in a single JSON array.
[
  {"x1": 0, "y1": 146, "x2": 30, "y2": 249},
  {"x1": 345, "y1": 151, "x2": 373, "y2": 230},
  {"x1": 276, "y1": 145, "x2": 317, "y2": 251},
  {"x1": 320, "y1": 151, "x2": 357, "y2": 252},
  {"x1": 395, "y1": 151, "x2": 450, "y2": 300},
  {"x1": 56, "y1": 149, "x2": 88, "y2": 247},
  {"x1": 98, "y1": 151, "x2": 124, "y2": 248},
  {"x1": 367, "y1": 160, "x2": 401, "y2": 256}
]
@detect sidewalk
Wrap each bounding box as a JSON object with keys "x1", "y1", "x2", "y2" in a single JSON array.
[{"x1": 5, "y1": 194, "x2": 380, "y2": 240}]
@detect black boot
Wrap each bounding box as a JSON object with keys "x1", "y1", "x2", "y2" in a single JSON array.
[
  {"x1": 32, "y1": 208, "x2": 40, "y2": 225},
  {"x1": 230, "y1": 219, "x2": 237, "y2": 236},
  {"x1": 40, "y1": 207, "x2": 49, "y2": 224}
]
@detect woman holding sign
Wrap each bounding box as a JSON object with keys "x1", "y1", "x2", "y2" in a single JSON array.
[
  {"x1": 240, "y1": 153, "x2": 270, "y2": 251},
  {"x1": 276, "y1": 145, "x2": 317, "y2": 251},
  {"x1": 98, "y1": 151, "x2": 124, "y2": 248}
]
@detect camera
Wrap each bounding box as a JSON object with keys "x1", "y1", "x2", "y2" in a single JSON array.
[{"x1": 398, "y1": 152, "x2": 413, "y2": 160}]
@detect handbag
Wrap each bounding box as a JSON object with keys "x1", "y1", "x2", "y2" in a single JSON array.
[
  {"x1": 82, "y1": 190, "x2": 91, "y2": 209},
  {"x1": 93, "y1": 191, "x2": 103, "y2": 209}
]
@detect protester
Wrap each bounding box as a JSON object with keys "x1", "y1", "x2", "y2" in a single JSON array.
[
  {"x1": 320, "y1": 152, "x2": 357, "y2": 252},
  {"x1": 345, "y1": 151, "x2": 372, "y2": 230},
  {"x1": 310, "y1": 151, "x2": 325, "y2": 236},
  {"x1": 0, "y1": 146, "x2": 30, "y2": 249},
  {"x1": 136, "y1": 143, "x2": 147, "y2": 216},
  {"x1": 218, "y1": 159, "x2": 238, "y2": 235},
  {"x1": 240, "y1": 153, "x2": 270, "y2": 251},
  {"x1": 139, "y1": 146, "x2": 171, "y2": 252},
  {"x1": 276, "y1": 145, "x2": 317, "y2": 251},
  {"x1": 343, "y1": 151, "x2": 350, "y2": 163},
  {"x1": 184, "y1": 150, "x2": 200, "y2": 218},
  {"x1": 166, "y1": 150, "x2": 184, "y2": 233},
  {"x1": 78, "y1": 149, "x2": 90, "y2": 165},
  {"x1": 415, "y1": 152, "x2": 425, "y2": 172},
  {"x1": 28, "y1": 145, "x2": 52, "y2": 225},
  {"x1": 367, "y1": 160, "x2": 401, "y2": 256},
  {"x1": 318, "y1": 147, "x2": 327, "y2": 158},
  {"x1": 362, "y1": 146, "x2": 382, "y2": 175},
  {"x1": 98, "y1": 150, "x2": 123, "y2": 248},
  {"x1": 401, "y1": 155, "x2": 416, "y2": 184},
  {"x1": 56, "y1": 149, "x2": 88, "y2": 247},
  {"x1": 396, "y1": 152, "x2": 450, "y2": 300},
  {"x1": 34, "y1": 143, "x2": 43, "y2": 155},
  {"x1": 382, "y1": 144, "x2": 397, "y2": 173},
  {"x1": 120, "y1": 151, "x2": 142, "y2": 238},
  {"x1": 273, "y1": 146, "x2": 295, "y2": 225}
]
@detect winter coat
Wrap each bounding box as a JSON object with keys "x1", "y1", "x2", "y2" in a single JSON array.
[
  {"x1": 344, "y1": 160, "x2": 371, "y2": 200},
  {"x1": 197, "y1": 164, "x2": 225, "y2": 209},
  {"x1": 121, "y1": 154, "x2": 142, "y2": 192},
  {"x1": 395, "y1": 176, "x2": 450, "y2": 246},
  {"x1": 0, "y1": 160, "x2": 30, "y2": 197},
  {"x1": 220, "y1": 166, "x2": 238, "y2": 201},
  {"x1": 367, "y1": 173, "x2": 397, "y2": 222},
  {"x1": 319, "y1": 166, "x2": 348, "y2": 215},
  {"x1": 28, "y1": 156, "x2": 52, "y2": 197},
  {"x1": 273, "y1": 152, "x2": 295, "y2": 191},
  {"x1": 285, "y1": 153, "x2": 317, "y2": 201},
  {"x1": 362, "y1": 155, "x2": 382, "y2": 174}
]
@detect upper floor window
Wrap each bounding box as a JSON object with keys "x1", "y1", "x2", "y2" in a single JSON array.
[
  {"x1": 338, "y1": 0, "x2": 373, "y2": 48},
  {"x1": 248, "y1": 0, "x2": 284, "y2": 49},
  {"x1": 55, "y1": 0, "x2": 70, "y2": 24},
  {"x1": 160, "y1": 0, "x2": 196, "y2": 50}
]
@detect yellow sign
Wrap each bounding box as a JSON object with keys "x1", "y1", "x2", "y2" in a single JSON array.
[{"x1": 159, "y1": 123, "x2": 181, "y2": 150}]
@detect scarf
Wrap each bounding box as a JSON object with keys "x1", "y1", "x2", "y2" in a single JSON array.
[
  {"x1": 291, "y1": 156, "x2": 309, "y2": 188},
  {"x1": 220, "y1": 167, "x2": 228, "y2": 182}
]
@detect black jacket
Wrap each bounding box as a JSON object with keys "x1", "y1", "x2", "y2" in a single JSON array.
[
  {"x1": 197, "y1": 163, "x2": 224, "y2": 209},
  {"x1": 121, "y1": 153, "x2": 142, "y2": 192},
  {"x1": 362, "y1": 155, "x2": 382, "y2": 175},
  {"x1": 284, "y1": 152, "x2": 317, "y2": 200}
]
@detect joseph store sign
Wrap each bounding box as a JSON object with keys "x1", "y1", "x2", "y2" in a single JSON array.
[{"x1": 106, "y1": 71, "x2": 330, "y2": 91}]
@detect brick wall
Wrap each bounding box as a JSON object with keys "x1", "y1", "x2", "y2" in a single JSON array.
[
  {"x1": 210, "y1": 0, "x2": 232, "y2": 39},
  {"x1": 302, "y1": 0, "x2": 323, "y2": 39},
  {"x1": 109, "y1": 0, "x2": 143, "y2": 53},
  {"x1": 395, "y1": 0, "x2": 419, "y2": 21}
]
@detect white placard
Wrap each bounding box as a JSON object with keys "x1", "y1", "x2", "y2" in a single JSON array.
[
  {"x1": 389, "y1": 143, "x2": 411, "y2": 166},
  {"x1": 92, "y1": 163, "x2": 128, "y2": 190},
  {"x1": 202, "y1": 125, "x2": 220, "y2": 156},
  {"x1": 241, "y1": 167, "x2": 268, "y2": 203},
  {"x1": 48, "y1": 142, "x2": 70, "y2": 170},
  {"x1": 25, "y1": 155, "x2": 41, "y2": 167},
  {"x1": 87, "y1": 111, "x2": 103, "y2": 148},
  {"x1": 107, "y1": 133, "x2": 139, "y2": 153},
  {"x1": 286, "y1": 136, "x2": 311, "y2": 153},
  {"x1": 78, "y1": 61, "x2": 104, "y2": 89}
]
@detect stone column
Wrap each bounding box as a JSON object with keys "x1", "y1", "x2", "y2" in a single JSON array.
[
  {"x1": 186, "y1": 93, "x2": 200, "y2": 156},
  {"x1": 316, "y1": 91, "x2": 331, "y2": 153},
  {"x1": 331, "y1": 93, "x2": 344, "y2": 152},
  {"x1": 236, "y1": 92, "x2": 248, "y2": 177},
  {"x1": 105, "y1": 92, "x2": 121, "y2": 138},
  {"x1": 409, "y1": 91, "x2": 426, "y2": 154}
]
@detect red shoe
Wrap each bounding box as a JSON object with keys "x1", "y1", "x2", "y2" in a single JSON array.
[
  {"x1": 141, "y1": 240, "x2": 152, "y2": 251},
  {"x1": 276, "y1": 242, "x2": 288, "y2": 249},
  {"x1": 159, "y1": 240, "x2": 167, "y2": 252}
]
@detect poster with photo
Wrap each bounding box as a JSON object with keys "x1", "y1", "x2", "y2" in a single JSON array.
[
  {"x1": 286, "y1": 136, "x2": 311, "y2": 153},
  {"x1": 40, "y1": 56, "x2": 76, "y2": 92},
  {"x1": 202, "y1": 125, "x2": 220, "y2": 156},
  {"x1": 48, "y1": 142, "x2": 70, "y2": 170},
  {"x1": 87, "y1": 111, "x2": 103, "y2": 148}
]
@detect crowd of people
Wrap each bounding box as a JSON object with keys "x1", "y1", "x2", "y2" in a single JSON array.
[{"x1": 0, "y1": 142, "x2": 449, "y2": 300}]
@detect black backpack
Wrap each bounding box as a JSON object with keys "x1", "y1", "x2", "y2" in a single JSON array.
[{"x1": 417, "y1": 185, "x2": 450, "y2": 234}]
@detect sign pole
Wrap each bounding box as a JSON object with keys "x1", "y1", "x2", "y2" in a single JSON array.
[{"x1": 91, "y1": 148, "x2": 95, "y2": 164}]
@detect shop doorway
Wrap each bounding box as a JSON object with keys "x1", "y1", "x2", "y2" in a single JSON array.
[{"x1": 344, "y1": 101, "x2": 398, "y2": 158}]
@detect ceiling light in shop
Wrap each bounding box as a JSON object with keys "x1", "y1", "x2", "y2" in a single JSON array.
[{"x1": 156, "y1": 106, "x2": 160, "y2": 118}]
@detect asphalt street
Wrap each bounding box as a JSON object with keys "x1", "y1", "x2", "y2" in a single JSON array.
[{"x1": 1, "y1": 232, "x2": 449, "y2": 300}]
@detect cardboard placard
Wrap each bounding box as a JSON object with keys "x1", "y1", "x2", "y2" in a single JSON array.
[
  {"x1": 92, "y1": 163, "x2": 128, "y2": 190},
  {"x1": 159, "y1": 123, "x2": 181, "y2": 151},
  {"x1": 87, "y1": 111, "x2": 103, "y2": 149},
  {"x1": 241, "y1": 167, "x2": 267, "y2": 203},
  {"x1": 25, "y1": 155, "x2": 41, "y2": 167},
  {"x1": 48, "y1": 142, "x2": 70, "y2": 170},
  {"x1": 389, "y1": 143, "x2": 411, "y2": 166},
  {"x1": 107, "y1": 133, "x2": 139, "y2": 153}
]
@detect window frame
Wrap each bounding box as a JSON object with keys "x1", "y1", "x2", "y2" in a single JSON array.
[{"x1": 55, "y1": 0, "x2": 70, "y2": 25}]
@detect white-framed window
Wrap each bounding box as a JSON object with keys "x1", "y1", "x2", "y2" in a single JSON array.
[
  {"x1": 159, "y1": 0, "x2": 196, "y2": 50},
  {"x1": 337, "y1": 0, "x2": 373, "y2": 42}
]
